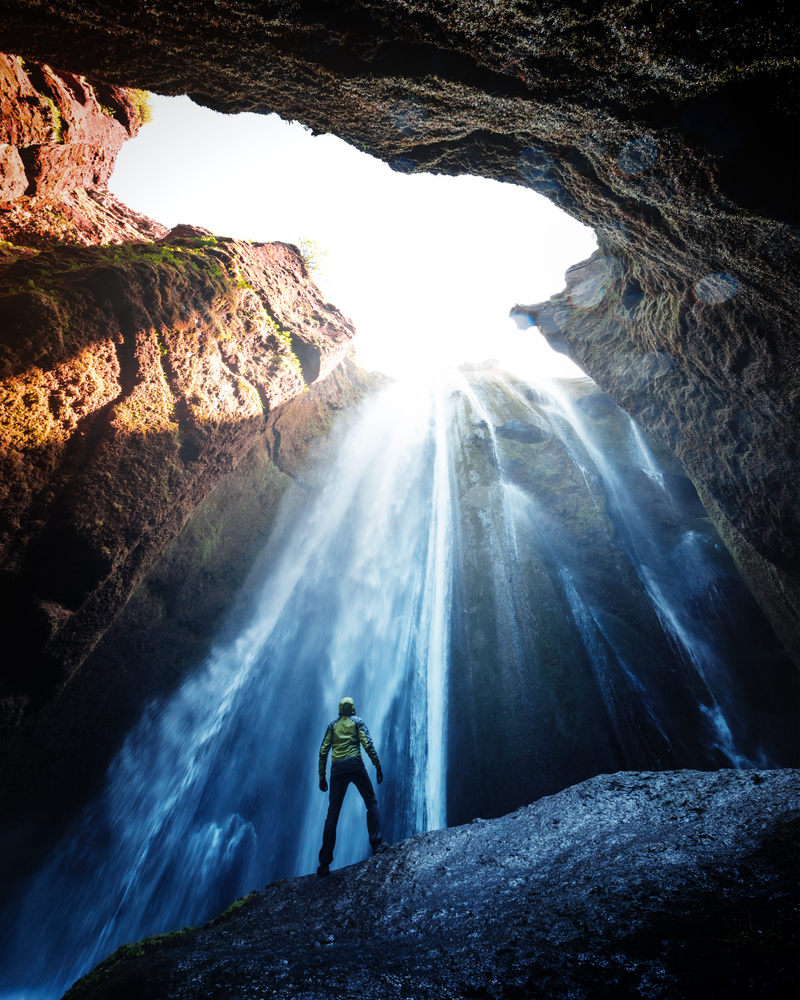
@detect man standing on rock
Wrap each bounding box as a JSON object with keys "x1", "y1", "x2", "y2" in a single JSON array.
[{"x1": 317, "y1": 696, "x2": 386, "y2": 876}]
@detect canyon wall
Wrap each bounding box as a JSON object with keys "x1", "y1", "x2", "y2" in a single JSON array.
[
  {"x1": 0, "y1": 53, "x2": 358, "y2": 741},
  {"x1": 0, "y1": 12, "x2": 796, "y2": 992},
  {"x1": 0, "y1": 2, "x2": 795, "y2": 662},
  {"x1": 0, "y1": 52, "x2": 165, "y2": 247},
  {"x1": 512, "y1": 247, "x2": 799, "y2": 665}
]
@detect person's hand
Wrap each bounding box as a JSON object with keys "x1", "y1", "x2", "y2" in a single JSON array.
[
  {"x1": 376, "y1": 767, "x2": 383, "y2": 785},
  {"x1": 319, "y1": 778, "x2": 328, "y2": 792}
]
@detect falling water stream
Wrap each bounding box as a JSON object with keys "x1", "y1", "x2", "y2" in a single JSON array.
[{"x1": 1, "y1": 360, "x2": 795, "y2": 998}]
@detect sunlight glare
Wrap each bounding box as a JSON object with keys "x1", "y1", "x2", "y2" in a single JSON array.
[{"x1": 110, "y1": 96, "x2": 597, "y2": 380}]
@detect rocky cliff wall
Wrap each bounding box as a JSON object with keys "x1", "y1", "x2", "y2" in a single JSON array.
[
  {"x1": 0, "y1": 228, "x2": 355, "y2": 735},
  {"x1": 0, "y1": 52, "x2": 166, "y2": 246},
  {"x1": 512, "y1": 246, "x2": 799, "y2": 664},
  {"x1": 0, "y1": 3, "x2": 795, "y2": 659},
  {"x1": 0, "y1": 54, "x2": 358, "y2": 740}
]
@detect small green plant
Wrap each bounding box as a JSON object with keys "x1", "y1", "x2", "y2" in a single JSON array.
[
  {"x1": 297, "y1": 236, "x2": 330, "y2": 280},
  {"x1": 262, "y1": 314, "x2": 304, "y2": 379},
  {"x1": 40, "y1": 95, "x2": 63, "y2": 142},
  {"x1": 207, "y1": 894, "x2": 251, "y2": 925},
  {"x1": 62, "y1": 926, "x2": 198, "y2": 998},
  {"x1": 127, "y1": 88, "x2": 154, "y2": 126}
]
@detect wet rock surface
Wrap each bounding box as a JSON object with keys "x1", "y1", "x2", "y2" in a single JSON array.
[{"x1": 64, "y1": 768, "x2": 799, "y2": 999}]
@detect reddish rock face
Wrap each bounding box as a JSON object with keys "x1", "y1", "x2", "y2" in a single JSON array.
[
  {"x1": 0, "y1": 229, "x2": 355, "y2": 731},
  {"x1": 0, "y1": 142, "x2": 26, "y2": 202},
  {"x1": 0, "y1": 53, "x2": 137, "y2": 189},
  {"x1": 0, "y1": 52, "x2": 166, "y2": 246},
  {"x1": 0, "y1": 56, "x2": 358, "y2": 737}
]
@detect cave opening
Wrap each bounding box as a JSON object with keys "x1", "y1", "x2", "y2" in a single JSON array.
[
  {"x1": 109, "y1": 94, "x2": 597, "y2": 378},
  {"x1": 1, "y1": 94, "x2": 797, "y2": 995}
]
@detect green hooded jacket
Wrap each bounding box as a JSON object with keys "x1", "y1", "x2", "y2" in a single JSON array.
[{"x1": 318, "y1": 697, "x2": 381, "y2": 779}]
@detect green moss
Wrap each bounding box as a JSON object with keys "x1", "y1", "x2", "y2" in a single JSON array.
[
  {"x1": 62, "y1": 892, "x2": 257, "y2": 998},
  {"x1": 262, "y1": 313, "x2": 304, "y2": 377},
  {"x1": 193, "y1": 519, "x2": 224, "y2": 563},
  {"x1": 206, "y1": 892, "x2": 254, "y2": 927},
  {"x1": 40, "y1": 94, "x2": 63, "y2": 142},
  {"x1": 62, "y1": 926, "x2": 199, "y2": 999}
]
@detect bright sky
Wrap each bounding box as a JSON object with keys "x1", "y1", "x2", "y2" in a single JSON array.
[{"x1": 110, "y1": 95, "x2": 597, "y2": 378}]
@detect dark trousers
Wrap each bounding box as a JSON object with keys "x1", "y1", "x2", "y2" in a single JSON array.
[{"x1": 319, "y1": 759, "x2": 382, "y2": 866}]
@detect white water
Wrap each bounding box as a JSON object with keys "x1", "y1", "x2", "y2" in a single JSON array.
[
  {"x1": 0, "y1": 375, "x2": 456, "y2": 997},
  {"x1": 461, "y1": 364, "x2": 773, "y2": 770},
  {"x1": 533, "y1": 377, "x2": 767, "y2": 768}
]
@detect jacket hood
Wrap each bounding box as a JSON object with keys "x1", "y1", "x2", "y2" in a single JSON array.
[{"x1": 338, "y1": 697, "x2": 356, "y2": 717}]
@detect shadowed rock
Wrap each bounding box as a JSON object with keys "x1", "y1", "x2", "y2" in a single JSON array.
[
  {"x1": 1, "y1": 226, "x2": 355, "y2": 734},
  {"x1": 62, "y1": 769, "x2": 800, "y2": 1000}
]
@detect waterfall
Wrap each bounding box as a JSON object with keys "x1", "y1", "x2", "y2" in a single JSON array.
[
  {"x1": 0, "y1": 374, "x2": 456, "y2": 998},
  {"x1": 444, "y1": 362, "x2": 795, "y2": 823},
  {"x1": 530, "y1": 375, "x2": 773, "y2": 769},
  {"x1": 1, "y1": 360, "x2": 795, "y2": 999}
]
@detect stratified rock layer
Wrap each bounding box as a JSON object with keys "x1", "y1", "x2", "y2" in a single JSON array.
[
  {"x1": 62, "y1": 769, "x2": 799, "y2": 999},
  {"x1": 0, "y1": 229, "x2": 355, "y2": 732},
  {"x1": 0, "y1": 52, "x2": 166, "y2": 246}
]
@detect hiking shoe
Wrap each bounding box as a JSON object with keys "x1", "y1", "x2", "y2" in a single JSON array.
[
  {"x1": 317, "y1": 863, "x2": 330, "y2": 877},
  {"x1": 372, "y1": 844, "x2": 389, "y2": 856}
]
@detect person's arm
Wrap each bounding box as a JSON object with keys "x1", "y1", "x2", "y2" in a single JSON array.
[
  {"x1": 318, "y1": 724, "x2": 333, "y2": 791},
  {"x1": 356, "y1": 720, "x2": 383, "y2": 784}
]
